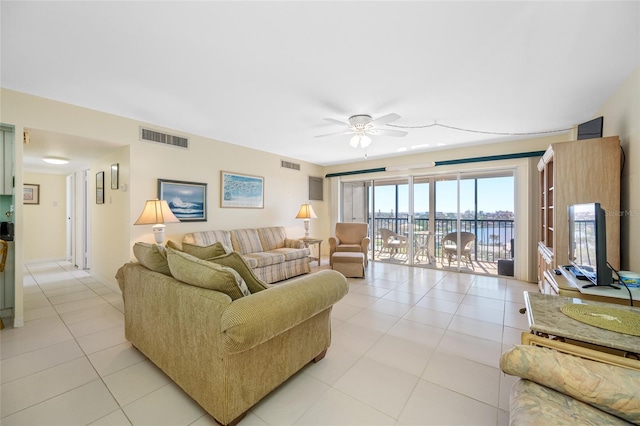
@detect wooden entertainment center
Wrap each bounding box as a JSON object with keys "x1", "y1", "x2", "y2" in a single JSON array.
[{"x1": 537, "y1": 136, "x2": 624, "y2": 299}]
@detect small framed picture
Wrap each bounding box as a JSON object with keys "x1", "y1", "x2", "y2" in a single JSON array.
[
  {"x1": 111, "y1": 163, "x2": 119, "y2": 190},
  {"x1": 96, "y1": 171, "x2": 105, "y2": 204},
  {"x1": 23, "y1": 183, "x2": 40, "y2": 205}
]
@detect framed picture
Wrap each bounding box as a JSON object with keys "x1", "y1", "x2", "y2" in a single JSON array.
[
  {"x1": 220, "y1": 171, "x2": 264, "y2": 209},
  {"x1": 96, "y1": 171, "x2": 105, "y2": 204},
  {"x1": 158, "y1": 179, "x2": 207, "y2": 222},
  {"x1": 111, "y1": 163, "x2": 119, "y2": 190},
  {"x1": 23, "y1": 183, "x2": 40, "y2": 205}
]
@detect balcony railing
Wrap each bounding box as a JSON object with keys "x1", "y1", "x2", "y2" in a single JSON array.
[{"x1": 370, "y1": 217, "x2": 514, "y2": 263}]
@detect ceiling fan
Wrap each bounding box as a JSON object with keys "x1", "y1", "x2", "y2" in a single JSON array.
[{"x1": 315, "y1": 113, "x2": 408, "y2": 148}]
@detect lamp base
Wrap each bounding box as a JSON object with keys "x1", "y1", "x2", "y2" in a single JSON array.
[
  {"x1": 152, "y1": 224, "x2": 166, "y2": 245},
  {"x1": 303, "y1": 219, "x2": 310, "y2": 238}
]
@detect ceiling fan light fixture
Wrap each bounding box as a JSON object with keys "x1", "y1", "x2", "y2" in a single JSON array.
[
  {"x1": 43, "y1": 156, "x2": 69, "y2": 165},
  {"x1": 349, "y1": 134, "x2": 371, "y2": 148}
]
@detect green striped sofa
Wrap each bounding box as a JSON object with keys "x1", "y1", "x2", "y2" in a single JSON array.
[{"x1": 183, "y1": 226, "x2": 310, "y2": 284}]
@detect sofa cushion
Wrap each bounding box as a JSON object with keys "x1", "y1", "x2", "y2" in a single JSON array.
[
  {"x1": 269, "y1": 248, "x2": 309, "y2": 261},
  {"x1": 257, "y1": 226, "x2": 287, "y2": 251},
  {"x1": 166, "y1": 248, "x2": 250, "y2": 300},
  {"x1": 132, "y1": 242, "x2": 171, "y2": 276},
  {"x1": 231, "y1": 229, "x2": 264, "y2": 255},
  {"x1": 244, "y1": 252, "x2": 286, "y2": 268},
  {"x1": 182, "y1": 241, "x2": 228, "y2": 259},
  {"x1": 183, "y1": 230, "x2": 233, "y2": 249},
  {"x1": 501, "y1": 345, "x2": 640, "y2": 424}
]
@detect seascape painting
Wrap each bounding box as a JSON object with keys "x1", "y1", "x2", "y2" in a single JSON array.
[
  {"x1": 221, "y1": 171, "x2": 264, "y2": 208},
  {"x1": 158, "y1": 179, "x2": 207, "y2": 221}
]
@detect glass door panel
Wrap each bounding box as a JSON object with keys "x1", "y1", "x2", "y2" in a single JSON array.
[
  {"x1": 371, "y1": 179, "x2": 410, "y2": 263},
  {"x1": 413, "y1": 177, "x2": 432, "y2": 266},
  {"x1": 472, "y1": 173, "x2": 515, "y2": 275}
]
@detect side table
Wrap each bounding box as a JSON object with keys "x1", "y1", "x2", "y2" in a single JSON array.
[{"x1": 299, "y1": 238, "x2": 322, "y2": 267}]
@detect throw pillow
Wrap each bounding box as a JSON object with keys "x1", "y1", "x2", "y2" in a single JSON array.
[
  {"x1": 207, "y1": 252, "x2": 268, "y2": 293},
  {"x1": 182, "y1": 241, "x2": 227, "y2": 259},
  {"x1": 166, "y1": 248, "x2": 250, "y2": 300},
  {"x1": 165, "y1": 239, "x2": 182, "y2": 251},
  {"x1": 132, "y1": 242, "x2": 171, "y2": 276}
]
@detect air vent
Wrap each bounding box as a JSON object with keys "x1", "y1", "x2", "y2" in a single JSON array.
[
  {"x1": 140, "y1": 127, "x2": 189, "y2": 149},
  {"x1": 281, "y1": 160, "x2": 301, "y2": 171}
]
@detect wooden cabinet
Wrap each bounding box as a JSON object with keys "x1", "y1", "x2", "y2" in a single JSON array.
[{"x1": 537, "y1": 136, "x2": 621, "y2": 294}]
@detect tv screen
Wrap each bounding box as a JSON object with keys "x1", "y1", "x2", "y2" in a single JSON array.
[
  {"x1": 567, "y1": 202, "x2": 615, "y2": 288},
  {"x1": 577, "y1": 116, "x2": 603, "y2": 140}
]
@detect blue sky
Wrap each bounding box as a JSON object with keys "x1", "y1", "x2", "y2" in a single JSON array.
[{"x1": 372, "y1": 177, "x2": 514, "y2": 214}]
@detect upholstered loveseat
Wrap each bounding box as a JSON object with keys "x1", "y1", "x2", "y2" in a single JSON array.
[
  {"x1": 117, "y1": 244, "x2": 349, "y2": 426},
  {"x1": 500, "y1": 345, "x2": 640, "y2": 425},
  {"x1": 182, "y1": 226, "x2": 310, "y2": 284}
]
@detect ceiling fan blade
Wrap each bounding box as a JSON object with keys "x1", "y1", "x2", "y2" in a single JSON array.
[
  {"x1": 315, "y1": 130, "x2": 354, "y2": 138},
  {"x1": 368, "y1": 128, "x2": 408, "y2": 137},
  {"x1": 372, "y1": 113, "x2": 401, "y2": 126},
  {"x1": 323, "y1": 118, "x2": 350, "y2": 126}
]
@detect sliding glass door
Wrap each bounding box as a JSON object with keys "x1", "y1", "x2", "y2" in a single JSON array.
[{"x1": 341, "y1": 168, "x2": 515, "y2": 275}]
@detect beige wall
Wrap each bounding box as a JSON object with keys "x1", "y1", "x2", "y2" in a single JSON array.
[
  {"x1": 22, "y1": 172, "x2": 67, "y2": 261},
  {"x1": 596, "y1": 65, "x2": 640, "y2": 272}
]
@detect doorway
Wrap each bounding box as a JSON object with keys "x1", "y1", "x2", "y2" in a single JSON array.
[{"x1": 67, "y1": 170, "x2": 91, "y2": 270}]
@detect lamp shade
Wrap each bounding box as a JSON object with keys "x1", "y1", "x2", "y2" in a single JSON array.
[
  {"x1": 295, "y1": 203, "x2": 318, "y2": 220},
  {"x1": 134, "y1": 199, "x2": 180, "y2": 225},
  {"x1": 135, "y1": 199, "x2": 180, "y2": 245}
]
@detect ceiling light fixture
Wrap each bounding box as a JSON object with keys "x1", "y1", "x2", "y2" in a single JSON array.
[
  {"x1": 349, "y1": 133, "x2": 372, "y2": 148},
  {"x1": 42, "y1": 157, "x2": 69, "y2": 165}
]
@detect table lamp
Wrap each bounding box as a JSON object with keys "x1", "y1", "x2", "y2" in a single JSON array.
[
  {"x1": 134, "y1": 199, "x2": 180, "y2": 245},
  {"x1": 295, "y1": 203, "x2": 317, "y2": 238}
]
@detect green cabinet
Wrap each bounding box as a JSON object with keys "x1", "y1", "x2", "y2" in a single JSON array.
[
  {"x1": 0, "y1": 127, "x2": 14, "y2": 195},
  {"x1": 0, "y1": 241, "x2": 14, "y2": 315}
]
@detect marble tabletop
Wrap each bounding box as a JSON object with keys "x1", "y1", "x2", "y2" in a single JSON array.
[{"x1": 523, "y1": 291, "x2": 640, "y2": 354}]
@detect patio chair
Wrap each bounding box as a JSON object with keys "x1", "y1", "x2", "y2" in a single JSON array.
[
  {"x1": 378, "y1": 228, "x2": 409, "y2": 259},
  {"x1": 441, "y1": 231, "x2": 475, "y2": 270}
]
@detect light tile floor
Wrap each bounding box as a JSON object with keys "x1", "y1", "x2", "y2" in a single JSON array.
[{"x1": 1, "y1": 260, "x2": 536, "y2": 425}]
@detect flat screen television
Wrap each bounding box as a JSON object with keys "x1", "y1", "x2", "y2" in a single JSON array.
[
  {"x1": 577, "y1": 116, "x2": 603, "y2": 140},
  {"x1": 567, "y1": 202, "x2": 617, "y2": 289}
]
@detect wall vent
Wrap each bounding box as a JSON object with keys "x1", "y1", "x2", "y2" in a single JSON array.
[
  {"x1": 281, "y1": 160, "x2": 301, "y2": 171},
  {"x1": 140, "y1": 127, "x2": 189, "y2": 149}
]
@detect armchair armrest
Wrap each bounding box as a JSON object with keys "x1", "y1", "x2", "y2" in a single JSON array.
[
  {"x1": 360, "y1": 237, "x2": 371, "y2": 251},
  {"x1": 221, "y1": 270, "x2": 348, "y2": 354},
  {"x1": 329, "y1": 236, "x2": 341, "y2": 250}
]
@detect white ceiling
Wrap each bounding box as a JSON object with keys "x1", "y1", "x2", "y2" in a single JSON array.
[{"x1": 2, "y1": 1, "x2": 639, "y2": 174}]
